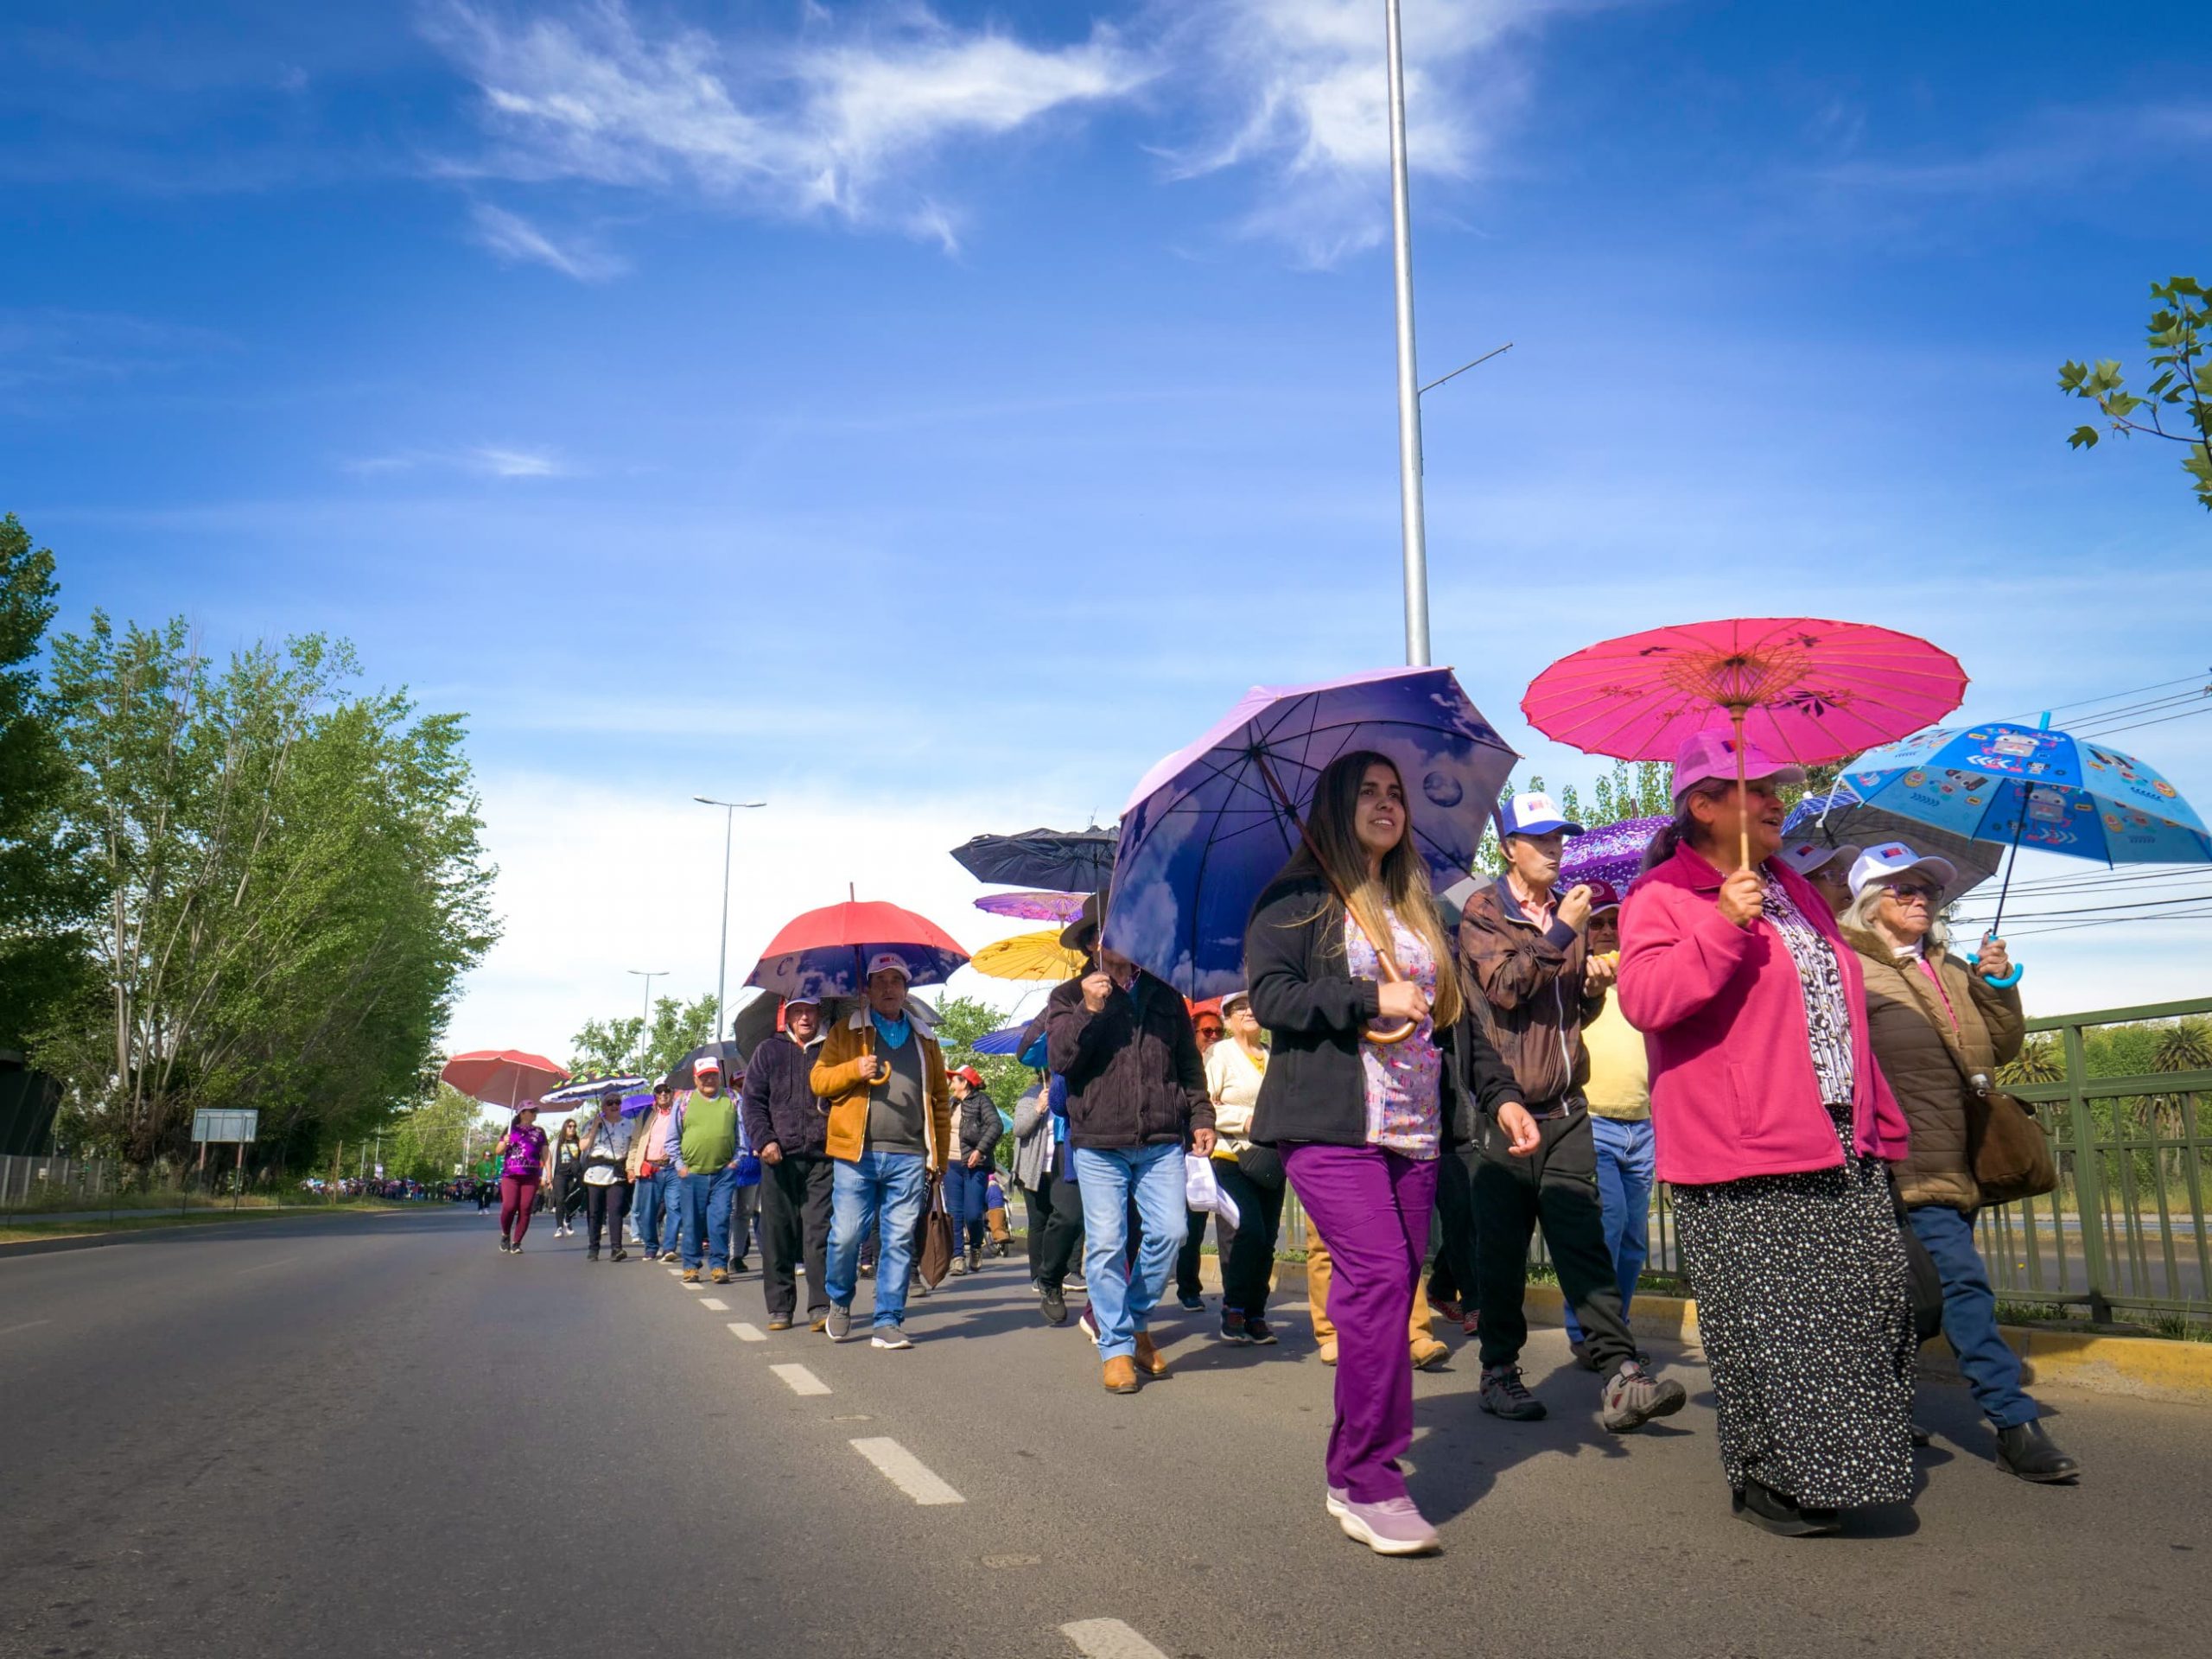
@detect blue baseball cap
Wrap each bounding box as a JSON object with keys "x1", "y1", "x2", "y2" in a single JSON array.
[{"x1": 1497, "y1": 791, "x2": 1583, "y2": 839}]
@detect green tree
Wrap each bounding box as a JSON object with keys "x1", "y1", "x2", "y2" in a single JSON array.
[
  {"x1": 33, "y1": 617, "x2": 498, "y2": 1167},
  {"x1": 2060, "y1": 276, "x2": 2212, "y2": 512},
  {"x1": 0, "y1": 514, "x2": 97, "y2": 1052},
  {"x1": 930, "y1": 993, "x2": 1026, "y2": 1117},
  {"x1": 570, "y1": 992, "x2": 717, "y2": 1081},
  {"x1": 386, "y1": 1083, "x2": 489, "y2": 1181}
]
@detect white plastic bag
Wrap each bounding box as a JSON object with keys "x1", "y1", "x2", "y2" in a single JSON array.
[{"x1": 1183, "y1": 1152, "x2": 1241, "y2": 1230}]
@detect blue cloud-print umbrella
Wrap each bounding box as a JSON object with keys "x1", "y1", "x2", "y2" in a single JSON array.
[
  {"x1": 1103, "y1": 666, "x2": 1520, "y2": 997},
  {"x1": 1833, "y1": 717, "x2": 2210, "y2": 934}
]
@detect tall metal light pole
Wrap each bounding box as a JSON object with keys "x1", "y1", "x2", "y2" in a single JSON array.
[
  {"x1": 1385, "y1": 0, "x2": 1429, "y2": 667},
  {"x1": 626, "y1": 969, "x2": 667, "y2": 1033},
  {"x1": 695, "y1": 797, "x2": 766, "y2": 1044}
]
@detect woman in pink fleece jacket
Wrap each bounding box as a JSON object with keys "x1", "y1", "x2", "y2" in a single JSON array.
[{"x1": 1618, "y1": 729, "x2": 1915, "y2": 1540}]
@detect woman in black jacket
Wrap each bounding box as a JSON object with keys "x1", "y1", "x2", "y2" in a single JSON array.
[{"x1": 1248, "y1": 750, "x2": 1535, "y2": 1557}]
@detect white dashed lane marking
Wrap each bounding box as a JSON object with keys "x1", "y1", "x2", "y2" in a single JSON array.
[
  {"x1": 1060, "y1": 1619, "x2": 1171, "y2": 1659},
  {"x1": 699, "y1": 1298, "x2": 728, "y2": 1311},
  {"x1": 728, "y1": 1322, "x2": 766, "y2": 1342},
  {"x1": 849, "y1": 1437, "x2": 963, "y2": 1505},
  {"x1": 0, "y1": 1320, "x2": 53, "y2": 1338},
  {"x1": 770, "y1": 1363, "x2": 831, "y2": 1397}
]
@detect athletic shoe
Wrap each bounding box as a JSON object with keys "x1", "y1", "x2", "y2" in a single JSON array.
[
  {"x1": 766, "y1": 1316, "x2": 792, "y2": 1332},
  {"x1": 611, "y1": 1248, "x2": 629, "y2": 1262},
  {"x1": 1338, "y1": 1496, "x2": 1440, "y2": 1556},
  {"x1": 498, "y1": 1235, "x2": 511, "y2": 1253},
  {"x1": 1220, "y1": 1310, "x2": 1254, "y2": 1344},
  {"x1": 1245, "y1": 1315, "x2": 1279, "y2": 1346},
  {"x1": 1325, "y1": 1485, "x2": 1350, "y2": 1518},
  {"x1": 824, "y1": 1305, "x2": 853, "y2": 1342},
  {"x1": 808, "y1": 1311, "x2": 831, "y2": 1333},
  {"x1": 1065, "y1": 1269, "x2": 1085, "y2": 1288},
  {"x1": 1078, "y1": 1306, "x2": 1100, "y2": 1344},
  {"x1": 1426, "y1": 1291, "x2": 1464, "y2": 1324},
  {"x1": 1599, "y1": 1359, "x2": 1688, "y2": 1432},
  {"x1": 1178, "y1": 1292, "x2": 1205, "y2": 1312},
  {"x1": 587, "y1": 1248, "x2": 601, "y2": 1262},
  {"x1": 1478, "y1": 1364, "x2": 1548, "y2": 1421},
  {"x1": 1039, "y1": 1285, "x2": 1069, "y2": 1327},
  {"x1": 871, "y1": 1325, "x2": 914, "y2": 1351},
  {"x1": 948, "y1": 1258, "x2": 970, "y2": 1277}
]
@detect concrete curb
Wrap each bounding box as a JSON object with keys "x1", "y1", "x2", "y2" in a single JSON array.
[
  {"x1": 1197, "y1": 1256, "x2": 2212, "y2": 1407},
  {"x1": 0, "y1": 1205, "x2": 404, "y2": 1260}
]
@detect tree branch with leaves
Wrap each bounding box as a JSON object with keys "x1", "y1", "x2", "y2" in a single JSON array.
[{"x1": 2060, "y1": 276, "x2": 2212, "y2": 513}]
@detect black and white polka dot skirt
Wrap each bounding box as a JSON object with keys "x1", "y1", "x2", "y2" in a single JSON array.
[{"x1": 1672, "y1": 1143, "x2": 1916, "y2": 1510}]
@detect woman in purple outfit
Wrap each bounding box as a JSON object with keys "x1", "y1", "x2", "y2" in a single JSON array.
[
  {"x1": 495, "y1": 1103, "x2": 549, "y2": 1255},
  {"x1": 1245, "y1": 752, "x2": 1536, "y2": 1556}
]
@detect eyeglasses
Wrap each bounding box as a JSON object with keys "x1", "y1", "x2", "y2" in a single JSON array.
[{"x1": 1888, "y1": 883, "x2": 1942, "y2": 904}]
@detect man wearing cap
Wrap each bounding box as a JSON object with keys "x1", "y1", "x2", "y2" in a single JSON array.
[
  {"x1": 626, "y1": 1081, "x2": 681, "y2": 1260},
  {"x1": 1777, "y1": 839, "x2": 1861, "y2": 919},
  {"x1": 1459, "y1": 791, "x2": 1688, "y2": 1432},
  {"x1": 669, "y1": 1053, "x2": 746, "y2": 1285},
  {"x1": 810, "y1": 955, "x2": 952, "y2": 1350},
  {"x1": 1563, "y1": 879, "x2": 1656, "y2": 1365},
  {"x1": 945, "y1": 1065, "x2": 1002, "y2": 1276},
  {"x1": 743, "y1": 995, "x2": 833, "y2": 1331},
  {"x1": 1046, "y1": 893, "x2": 1217, "y2": 1395}
]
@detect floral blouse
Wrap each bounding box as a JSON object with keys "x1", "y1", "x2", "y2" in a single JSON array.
[
  {"x1": 1761, "y1": 868, "x2": 1857, "y2": 1109},
  {"x1": 1344, "y1": 906, "x2": 1443, "y2": 1160}
]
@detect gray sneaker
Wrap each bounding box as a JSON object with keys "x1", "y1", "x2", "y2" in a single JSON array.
[
  {"x1": 1600, "y1": 1359, "x2": 1688, "y2": 1432},
  {"x1": 871, "y1": 1325, "x2": 914, "y2": 1351},
  {"x1": 824, "y1": 1305, "x2": 853, "y2": 1343},
  {"x1": 1478, "y1": 1364, "x2": 1548, "y2": 1421}
]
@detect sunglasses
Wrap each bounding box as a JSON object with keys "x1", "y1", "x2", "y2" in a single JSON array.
[{"x1": 1888, "y1": 882, "x2": 1942, "y2": 904}]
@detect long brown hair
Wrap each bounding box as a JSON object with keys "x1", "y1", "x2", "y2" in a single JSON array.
[{"x1": 1279, "y1": 750, "x2": 1463, "y2": 1027}]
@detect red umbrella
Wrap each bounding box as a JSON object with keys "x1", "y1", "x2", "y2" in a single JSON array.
[
  {"x1": 1522, "y1": 617, "x2": 1966, "y2": 869},
  {"x1": 442, "y1": 1049, "x2": 569, "y2": 1109},
  {"x1": 745, "y1": 898, "x2": 969, "y2": 1001}
]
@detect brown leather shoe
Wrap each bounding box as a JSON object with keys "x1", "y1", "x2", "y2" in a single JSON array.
[
  {"x1": 1103, "y1": 1356, "x2": 1141, "y2": 1394},
  {"x1": 1134, "y1": 1332, "x2": 1170, "y2": 1378}
]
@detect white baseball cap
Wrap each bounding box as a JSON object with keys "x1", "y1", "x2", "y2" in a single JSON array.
[
  {"x1": 1497, "y1": 791, "x2": 1583, "y2": 838},
  {"x1": 864, "y1": 951, "x2": 911, "y2": 982},
  {"x1": 693, "y1": 1052, "x2": 723, "y2": 1075},
  {"x1": 1849, "y1": 842, "x2": 1959, "y2": 899},
  {"x1": 1776, "y1": 839, "x2": 1859, "y2": 880}
]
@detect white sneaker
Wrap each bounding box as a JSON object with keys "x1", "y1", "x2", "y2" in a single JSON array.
[{"x1": 871, "y1": 1325, "x2": 914, "y2": 1351}]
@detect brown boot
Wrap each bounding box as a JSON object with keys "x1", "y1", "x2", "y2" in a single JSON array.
[
  {"x1": 710, "y1": 1268, "x2": 730, "y2": 1286},
  {"x1": 681, "y1": 1268, "x2": 701, "y2": 1284},
  {"x1": 1103, "y1": 1356, "x2": 1141, "y2": 1394},
  {"x1": 1411, "y1": 1335, "x2": 1452, "y2": 1371},
  {"x1": 1134, "y1": 1332, "x2": 1170, "y2": 1378}
]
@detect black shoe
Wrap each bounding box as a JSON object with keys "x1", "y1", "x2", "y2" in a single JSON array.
[
  {"x1": 1995, "y1": 1421, "x2": 2081, "y2": 1484},
  {"x1": 1039, "y1": 1284, "x2": 1069, "y2": 1326},
  {"x1": 499, "y1": 1235, "x2": 511, "y2": 1253},
  {"x1": 1245, "y1": 1315, "x2": 1278, "y2": 1345},
  {"x1": 1910, "y1": 1422, "x2": 1933, "y2": 1447},
  {"x1": 611, "y1": 1248, "x2": 629, "y2": 1262},
  {"x1": 1178, "y1": 1291, "x2": 1205, "y2": 1312},
  {"x1": 730, "y1": 1258, "x2": 749, "y2": 1274},
  {"x1": 1732, "y1": 1478, "x2": 1842, "y2": 1537},
  {"x1": 587, "y1": 1247, "x2": 601, "y2": 1261}
]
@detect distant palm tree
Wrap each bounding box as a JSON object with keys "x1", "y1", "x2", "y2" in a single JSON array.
[
  {"x1": 2152, "y1": 1019, "x2": 2212, "y2": 1075},
  {"x1": 2001, "y1": 1035, "x2": 2065, "y2": 1088}
]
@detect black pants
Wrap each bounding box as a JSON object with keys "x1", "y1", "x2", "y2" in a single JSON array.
[
  {"x1": 1037, "y1": 1166, "x2": 1086, "y2": 1290},
  {"x1": 582, "y1": 1180, "x2": 631, "y2": 1253},
  {"x1": 550, "y1": 1168, "x2": 581, "y2": 1225},
  {"x1": 1425, "y1": 1146, "x2": 1482, "y2": 1308},
  {"x1": 1214, "y1": 1155, "x2": 1284, "y2": 1316},
  {"x1": 1473, "y1": 1107, "x2": 1636, "y2": 1373},
  {"x1": 1174, "y1": 1207, "x2": 1211, "y2": 1300},
  {"x1": 760, "y1": 1154, "x2": 833, "y2": 1319},
  {"x1": 1020, "y1": 1178, "x2": 1056, "y2": 1281}
]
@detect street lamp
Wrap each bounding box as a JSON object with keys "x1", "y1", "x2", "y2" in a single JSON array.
[
  {"x1": 1384, "y1": 0, "x2": 1428, "y2": 667},
  {"x1": 695, "y1": 797, "x2": 767, "y2": 1044},
  {"x1": 626, "y1": 969, "x2": 667, "y2": 1033}
]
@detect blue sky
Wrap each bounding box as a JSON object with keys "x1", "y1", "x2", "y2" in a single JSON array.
[{"x1": 5, "y1": 0, "x2": 2209, "y2": 1054}]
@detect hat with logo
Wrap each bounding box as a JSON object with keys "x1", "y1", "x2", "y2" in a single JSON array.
[
  {"x1": 1775, "y1": 839, "x2": 1860, "y2": 880},
  {"x1": 1497, "y1": 790, "x2": 1583, "y2": 839},
  {"x1": 863, "y1": 951, "x2": 911, "y2": 982},
  {"x1": 1670, "y1": 728, "x2": 1807, "y2": 801},
  {"x1": 1849, "y1": 842, "x2": 1959, "y2": 899}
]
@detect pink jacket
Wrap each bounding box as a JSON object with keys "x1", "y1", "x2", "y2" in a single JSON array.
[{"x1": 1618, "y1": 842, "x2": 1908, "y2": 1185}]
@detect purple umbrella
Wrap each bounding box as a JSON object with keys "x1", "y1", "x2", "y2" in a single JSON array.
[
  {"x1": 1559, "y1": 815, "x2": 1669, "y2": 896},
  {"x1": 1103, "y1": 666, "x2": 1519, "y2": 996},
  {"x1": 973, "y1": 890, "x2": 1088, "y2": 924}
]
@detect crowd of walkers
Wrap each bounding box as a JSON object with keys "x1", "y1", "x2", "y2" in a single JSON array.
[{"x1": 480, "y1": 727, "x2": 2081, "y2": 1556}]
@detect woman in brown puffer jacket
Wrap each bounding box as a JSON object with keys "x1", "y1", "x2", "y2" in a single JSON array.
[{"x1": 1842, "y1": 842, "x2": 2077, "y2": 1485}]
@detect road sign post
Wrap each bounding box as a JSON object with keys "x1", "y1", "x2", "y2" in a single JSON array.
[{"x1": 191, "y1": 1109, "x2": 260, "y2": 1213}]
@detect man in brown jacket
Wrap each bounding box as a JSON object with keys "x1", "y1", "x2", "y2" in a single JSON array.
[{"x1": 1459, "y1": 792, "x2": 1683, "y2": 1433}]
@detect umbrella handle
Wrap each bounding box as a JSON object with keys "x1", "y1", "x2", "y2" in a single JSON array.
[
  {"x1": 1732, "y1": 706, "x2": 1751, "y2": 874},
  {"x1": 1364, "y1": 944, "x2": 1419, "y2": 1046}
]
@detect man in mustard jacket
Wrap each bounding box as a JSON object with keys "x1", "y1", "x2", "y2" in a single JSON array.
[{"x1": 811, "y1": 954, "x2": 952, "y2": 1350}]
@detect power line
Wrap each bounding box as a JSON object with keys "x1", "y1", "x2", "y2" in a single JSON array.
[{"x1": 1992, "y1": 671, "x2": 2210, "y2": 728}]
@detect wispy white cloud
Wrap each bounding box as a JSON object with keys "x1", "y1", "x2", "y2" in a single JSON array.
[
  {"x1": 1802, "y1": 100, "x2": 2212, "y2": 198},
  {"x1": 422, "y1": 0, "x2": 1154, "y2": 251},
  {"x1": 1154, "y1": 0, "x2": 1599, "y2": 265},
  {"x1": 468, "y1": 200, "x2": 626, "y2": 280},
  {"x1": 346, "y1": 443, "x2": 569, "y2": 479}
]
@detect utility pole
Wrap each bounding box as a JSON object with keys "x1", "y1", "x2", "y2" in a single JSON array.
[
  {"x1": 695, "y1": 798, "x2": 766, "y2": 1042},
  {"x1": 1384, "y1": 0, "x2": 1429, "y2": 667}
]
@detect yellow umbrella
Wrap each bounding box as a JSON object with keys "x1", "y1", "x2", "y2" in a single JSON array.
[{"x1": 969, "y1": 929, "x2": 1087, "y2": 982}]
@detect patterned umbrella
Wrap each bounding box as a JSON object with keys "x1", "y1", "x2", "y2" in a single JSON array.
[
  {"x1": 538, "y1": 1071, "x2": 648, "y2": 1107},
  {"x1": 1523, "y1": 617, "x2": 1967, "y2": 868},
  {"x1": 745, "y1": 898, "x2": 969, "y2": 1001},
  {"x1": 1557, "y1": 815, "x2": 1669, "y2": 895},
  {"x1": 973, "y1": 890, "x2": 1089, "y2": 923}
]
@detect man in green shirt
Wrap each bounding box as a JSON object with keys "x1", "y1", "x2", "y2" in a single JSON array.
[{"x1": 671, "y1": 1053, "x2": 746, "y2": 1284}]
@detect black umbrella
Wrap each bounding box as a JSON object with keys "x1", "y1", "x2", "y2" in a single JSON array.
[
  {"x1": 664, "y1": 1040, "x2": 746, "y2": 1091},
  {"x1": 950, "y1": 825, "x2": 1119, "y2": 894}
]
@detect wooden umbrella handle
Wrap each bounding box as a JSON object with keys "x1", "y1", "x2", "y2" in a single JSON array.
[{"x1": 1323, "y1": 876, "x2": 1418, "y2": 1046}]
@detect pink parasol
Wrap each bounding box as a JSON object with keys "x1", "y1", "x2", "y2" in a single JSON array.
[
  {"x1": 974, "y1": 890, "x2": 1088, "y2": 924},
  {"x1": 1522, "y1": 618, "x2": 1966, "y2": 868},
  {"x1": 442, "y1": 1049, "x2": 569, "y2": 1110}
]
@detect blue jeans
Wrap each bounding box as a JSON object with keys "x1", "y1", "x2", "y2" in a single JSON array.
[
  {"x1": 824, "y1": 1150, "x2": 929, "y2": 1330},
  {"x1": 944, "y1": 1162, "x2": 992, "y2": 1253},
  {"x1": 677, "y1": 1166, "x2": 734, "y2": 1272},
  {"x1": 1071, "y1": 1143, "x2": 1185, "y2": 1361},
  {"x1": 635, "y1": 1166, "x2": 678, "y2": 1256},
  {"x1": 1564, "y1": 1116, "x2": 1655, "y2": 1345},
  {"x1": 1908, "y1": 1204, "x2": 2037, "y2": 1427}
]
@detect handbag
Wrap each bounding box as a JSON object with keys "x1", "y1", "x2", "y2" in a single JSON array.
[
  {"x1": 1965, "y1": 1078, "x2": 2056, "y2": 1207},
  {"x1": 918, "y1": 1175, "x2": 956, "y2": 1287}
]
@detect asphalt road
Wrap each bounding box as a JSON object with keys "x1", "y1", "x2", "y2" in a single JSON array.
[{"x1": 3, "y1": 1205, "x2": 2207, "y2": 1659}]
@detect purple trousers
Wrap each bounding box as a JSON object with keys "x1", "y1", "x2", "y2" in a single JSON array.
[{"x1": 1284, "y1": 1142, "x2": 1438, "y2": 1503}]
